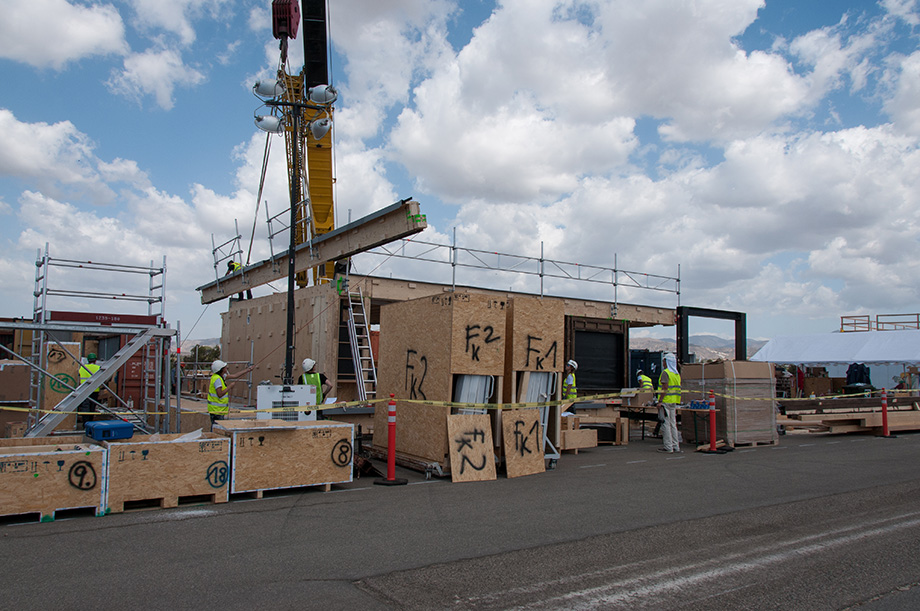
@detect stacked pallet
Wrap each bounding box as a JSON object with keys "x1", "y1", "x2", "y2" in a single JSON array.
[
  {"x1": 779, "y1": 394, "x2": 920, "y2": 434},
  {"x1": 681, "y1": 361, "x2": 778, "y2": 447}
]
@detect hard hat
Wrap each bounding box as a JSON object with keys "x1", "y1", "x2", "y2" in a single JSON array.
[
  {"x1": 87, "y1": 353, "x2": 97, "y2": 361},
  {"x1": 302, "y1": 358, "x2": 316, "y2": 372},
  {"x1": 567, "y1": 359, "x2": 578, "y2": 370},
  {"x1": 211, "y1": 360, "x2": 228, "y2": 373}
]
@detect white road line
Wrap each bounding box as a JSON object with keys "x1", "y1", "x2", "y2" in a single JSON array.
[
  {"x1": 490, "y1": 512, "x2": 920, "y2": 611},
  {"x1": 579, "y1": 464, "x2": 607, "y2": 469},
  {"x1": 626, "y1": 460, "x2": 647, "y2": 464},
  {"x1": 798, "y1": 443, "x2": 816, "y2": 447}
]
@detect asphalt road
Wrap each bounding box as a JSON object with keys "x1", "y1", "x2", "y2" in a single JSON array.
[{"x1": 3, "y1": 432, "x2": 920, "y2": 610}]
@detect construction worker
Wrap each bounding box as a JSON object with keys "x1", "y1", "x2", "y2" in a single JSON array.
[
  {"x1": 77, "y1": 353, "x2": 102, "y2": 425},
  {"x1": 207, "y1": 359, "x2": 252, "y2": 429},
  {"x1": 637, "y1": 369, "x2": 653, "y2": 391},
  {"x1": 562, "y1": 359, "x2": 578, "y2": 410},
  {"x1": 300, "y1": 358, "x2": 332, "y2": 406},
  {"x1": 226, "y1": 260, "x2": 252, "y2": 301},
  {"x1": 656, "y1": 353, "x2": 682, "y2": 453}
]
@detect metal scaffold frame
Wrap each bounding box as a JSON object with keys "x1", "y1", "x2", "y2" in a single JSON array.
[
  {"x1": 19, "y1": 243, "x2": 177, "y2": 436},
  {"x1": 359, "y1": 229, "x2": 681, "y2": 311}
]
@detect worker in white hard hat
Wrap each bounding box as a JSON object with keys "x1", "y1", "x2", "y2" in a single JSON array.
[
  {"x1": 207, "y1": 359, "x2": 253, "y2": 429},
  {"x1": 300, "y1": 358, "x2": 332, "y2": 406},
  {"x1": 656, "y1": 353, "x2": 682, "y2": 453},
  {"x1": 562, "y1": 359, "x2": 578, "y2": 411}
]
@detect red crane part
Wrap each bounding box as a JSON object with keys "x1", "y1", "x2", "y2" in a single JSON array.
[{"x1": 272, "y1": 0, "x2": 300, "y2": 40}]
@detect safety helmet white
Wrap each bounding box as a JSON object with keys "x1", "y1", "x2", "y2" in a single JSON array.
[
  {"x1": 302, "y1": 358, "x2": 316, "y2": 372},
  {"x1": 211, "y1": 360, "x2": 228, "y2": 373},
  {"x1": 567, "y1": 359, "x2": 578, "y2": 370}
]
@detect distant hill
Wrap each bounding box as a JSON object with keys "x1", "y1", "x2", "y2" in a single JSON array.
[{"x1": 630, "y1": 335, "x2": 767, "y2": 361}]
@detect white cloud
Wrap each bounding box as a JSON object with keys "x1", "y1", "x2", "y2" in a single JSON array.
[
  {"x1": 0, "y1": 0, "x2": 127, "y2": 69},
  {"x1": 0, "y1": 109, "x2": 116, "y2": 204},
  {"x1": 107, "y1": 47, "x2": 205, "y2": 110},
  {"x1": 128, "y1": 0, "x2": 232, "y2": 46}
]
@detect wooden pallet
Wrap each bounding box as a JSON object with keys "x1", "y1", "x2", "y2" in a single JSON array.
[
  {"x1": 107, "y1": 492, "x2": 226, "y2": 514},
  {"x1": 229, "y1": 482, "x2": 333, "y2": 500}
]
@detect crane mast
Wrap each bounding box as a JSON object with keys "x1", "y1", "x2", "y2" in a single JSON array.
[{"x1": 273, "y1": 0, "x2": 336, "y2": 287}]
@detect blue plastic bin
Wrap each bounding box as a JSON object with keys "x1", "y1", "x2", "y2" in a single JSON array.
[{"x1": 84, "y1": 420, "x2": 134, "y2": 441}]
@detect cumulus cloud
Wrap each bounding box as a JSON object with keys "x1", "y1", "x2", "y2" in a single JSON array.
[
  {"x1": 0, "y1": 0, "x2": 127, "y2": 69},
  {"x1": 128, "y1": 0, "x2": 232, "y2": 46},
  {"x1": 107, "y1": 47, "x2": 205, "y2": 110}
]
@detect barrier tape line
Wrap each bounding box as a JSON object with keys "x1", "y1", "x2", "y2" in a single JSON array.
[{"x1": 3, "y1": 388, "x2": 916, "y2": 418}]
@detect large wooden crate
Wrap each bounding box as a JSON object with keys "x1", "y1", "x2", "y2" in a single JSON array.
[
  {"x1": 102, "y1": 432, "x2": 231, "y2": 513},
  {"x1": 214, "y1": 419, "x2": 354, "y2": 494},
  {"x1": 0, "y1": 442, "x2": 107, "y2": 521},
  {"x1": 681, "y1": 361, "x2": 777, "y2": 447}
]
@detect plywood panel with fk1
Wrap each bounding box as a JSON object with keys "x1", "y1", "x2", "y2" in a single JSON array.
[
  {"x1": 215, "y1": 419, "x2": 354, "y2": 493},
  {"x1": 447, "y1": 414, "x2": 496, "y2": 483},
  {"x1": 507, "y1": 297, "x2": 564, "y2": 373},
  {"x1": 501, "y1": 409, "x2": 545, "y2": 478}
]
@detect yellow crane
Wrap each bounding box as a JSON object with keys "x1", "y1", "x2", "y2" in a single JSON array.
[{"x1": 271, "y1": 0, "x2": 336, "y2": 286}]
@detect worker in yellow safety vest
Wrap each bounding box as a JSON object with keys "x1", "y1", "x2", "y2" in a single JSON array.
[
  {"x1": 637, "y1": 369, "x2": 653, "y2": 391},
  {"x1": 656, "y1": 354, "x2": 682, "y2": 453},
  {"x1": 226, "y1": 260, "x2": 252, "y2": 301},
  {"x1": 562, "y1": 359, "x2": 578, "y2": 412},
  {"x1": 207, "y1": 359, "x2": 253, "y2": 429},
  {"x1": 300, "y1": 358, "x2": 332, "y2": 409},
  {"x1": 77, "y1": 353, "x2": 102, "y2": 425}
]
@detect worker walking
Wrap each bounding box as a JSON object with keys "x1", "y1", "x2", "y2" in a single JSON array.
[
  {"x1": 77, "y1": 353, "x2": 102, "y2": 425},
  {"x1": 300, "y1": 358, "x2": 332, "y2": 405},
  {"x1": 207, "y1": 359, "x2": 252, "y2": 429},
  {"x1": 657, "y1": 353, "x2": 682, "y2": 453}
]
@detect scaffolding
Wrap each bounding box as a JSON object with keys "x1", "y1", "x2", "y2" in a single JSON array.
[
  {"x1": 841, "y1": 314, "x2": 920, "y2": 332},
  {"x1": 359, "y1": 230, "x2": 681, "y2": 312},
  {"x1": 18, "y1": 243, "x2": 177, "y2": 436}
]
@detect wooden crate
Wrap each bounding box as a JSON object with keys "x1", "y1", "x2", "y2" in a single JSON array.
[
  {"x1": 214, "y1": 419, "x2": 354, "y2": 494},
  {"x1": 560, "y1": 428, "x2": 597, "y2": 450},
  {"x1": 102, "y1": 432, "x2": 231, "y2": 513},
  {"x1": 0, "y1": 442, "x2": 107, "y2": 521}
]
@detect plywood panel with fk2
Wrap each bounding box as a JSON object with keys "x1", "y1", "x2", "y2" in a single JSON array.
[{"x1": 447, "y1": 414, "x2": 496, "y2": 483}]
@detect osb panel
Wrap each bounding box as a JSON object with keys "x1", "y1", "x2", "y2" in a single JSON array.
[
  {"x1": 560, "y1": 428, "x2": 598, "y2": 450},
  {"x1": 372, "y1": 400, "x2": 450, "y2": 464},
  {"x1": 223, "y1": 284, "x2": 339, "y2": 400},
  {"x1": 447, "y1": 414, "x2": 496, "y2": 483},
  {"x1": 0, "y1": 435, "x2": 85, "y2": 448},
  {"x1": 378, "y1": 297, "x2": 452, "y2": 402},
  {"x1": 42, "y1": 342, "x2": 81, "y2": 431},
  {"x1": 214, "y1": 419, "x2": 353, "y2": 492},
  {"x1": 501, "y1": 409, "x2": 544, "y2": 478},
  {"x1": 0, "y1": 444, "x2": 106, "y2": 518},
  {"x1": 507, "y1": 296, "x2": 564, "y2": 373},
  {"x1": 352, "y1": 274, "x2": 675, "y2": 327},
  {"x1": 103, "y1": 433, "x2": 230, "y2": 513},
  {"x1": 178, "y1": 409, "x2": 213, "y2": 433},
  {"x1": 449, "y1": 293, "x2": 507, "y2": 376}
]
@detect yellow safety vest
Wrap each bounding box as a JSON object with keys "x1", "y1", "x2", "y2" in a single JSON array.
[
  {"x1": 638, "y1": 374, "x2": 653, "y2": 390},
  {"x1": 300, "y1": 372, "x2": 323, "y2": 404},
  {"x1": 208, "y1": 373, "x2": 229, "y2": 415},
  {"x1": 79, "y1": 363, "x2": 101, "y2": 392},
  {"x1": 563, "y1": 373, "x2": 577, "y2": 401},
  {"x1": 660, "y1": 370, "x2": 681, "y2": 404}
]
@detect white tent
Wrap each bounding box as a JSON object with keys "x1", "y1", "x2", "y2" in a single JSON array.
[{"x1": 750, "y1": 330, "x2": 920, "y2": 365}]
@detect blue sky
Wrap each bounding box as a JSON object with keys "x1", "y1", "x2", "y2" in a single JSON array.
[{"x1": 1, "y1": 0, "x2": 918, "y2": 344}]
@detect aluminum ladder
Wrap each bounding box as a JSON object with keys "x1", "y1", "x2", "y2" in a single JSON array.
[{"x1": 346, "y1": 288, "x2": 377, "y2": 401}]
